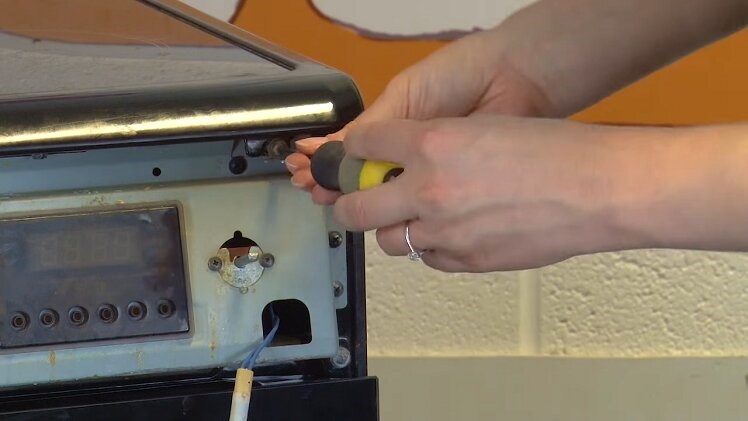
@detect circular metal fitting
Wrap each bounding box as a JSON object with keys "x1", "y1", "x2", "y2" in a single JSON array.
[{"x1": 330, "y1": 346, "x2": 351, "y2": 369}]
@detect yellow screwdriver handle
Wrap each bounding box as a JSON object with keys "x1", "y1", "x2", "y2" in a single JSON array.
[{"x1": 309, "y1": 141, "x2": 403, "y2": 193}]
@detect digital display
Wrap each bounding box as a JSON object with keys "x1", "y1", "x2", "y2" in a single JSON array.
[
  {"x1": 0, "y1": 205, "x2": 190, "y2": 349},
  {"x1": 0, "y1": 206, "x2": 180, "y2": 274},
  {"x1": 25, "y1": 226, "x2": 141, "y2": 271}
]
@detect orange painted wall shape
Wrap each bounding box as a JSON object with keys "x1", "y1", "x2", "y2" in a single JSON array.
[{"x1": 235, "y1": 1, "x2": 748, "y2": 126}]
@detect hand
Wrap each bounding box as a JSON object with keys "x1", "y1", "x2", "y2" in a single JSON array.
[
  {"x1": 285, "y1": 27, "x2": 551, "y2": 204},
  {"x1": 330, "y1": 114, "x2": 662, "y2": 272}
]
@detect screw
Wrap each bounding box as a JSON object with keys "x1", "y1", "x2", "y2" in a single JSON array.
[
  {"x1": 333, "y1": 281, "x2": 344, "y2": 297},
  {"x1": 260, "y1": 253, "x2": 275, "y2": 268},
  {"x1": 208, "y1": 256, "x2": 222, "y2": 271},
  {"x1": 265, "y1": 138, "x2": 290, "y2": 159},
  {"x1": 229, "y1": 156, "x2": 248, "y2": 175},
  {"x1": 328, "y1": 231, "x2": 343, "y2": 248},
  {"x1": 330, "y1": 346, "x2": 351, "y2": 369}
]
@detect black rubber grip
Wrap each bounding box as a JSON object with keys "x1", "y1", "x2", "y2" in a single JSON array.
[{"x1": 310, "y1": 141, "x2": 346, "y2": 191}]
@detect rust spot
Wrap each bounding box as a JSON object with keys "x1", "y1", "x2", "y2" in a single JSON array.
[
  {"x1": 209, "y1": 313, "x2": 218, "y2": 360},
  {"x1": 48, "y1": 350, "x2": 56, "y2": 366}
]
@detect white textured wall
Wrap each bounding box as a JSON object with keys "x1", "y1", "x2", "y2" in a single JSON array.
[
  {"x1": 364, "y1": 232, "x2": 521, "y2": 356},
  {"x1": 365, "y1": 231, "x2": 748, "y2": 357}
]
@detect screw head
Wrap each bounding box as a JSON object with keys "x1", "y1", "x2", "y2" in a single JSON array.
[
  {"x1": 208, "y1": 256, "x2": 222, "y2": 271},
  {"x1": 330, "y1": 346, "x2": 351, "y2": 369},
  {"x1": 265, "y1": 138, "x2": 290, "y2": 159},
  {"x1": 333, "y1": 281, "x2": 344, "y2": 297},
  {"x1": 260, "y1": 253, "x2": 275, "y2": 268},
  {"x1": 328, "y1": 231, "x2": 343, "y2": 248}
]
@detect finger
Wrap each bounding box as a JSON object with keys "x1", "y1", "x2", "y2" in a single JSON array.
[
  {"x1": 343, "y1": 119, "x2": 427, "y2": 164},
  {"x1": 290, "y1": 170, "x2": 315, "y2": 191},
  {"x1": 333, "y1": 177, "x2": 416, "y2": 232},
  {"x1": 375, "y1": 220, "x2": 435, "y2": 256},
  {"x1": 294, "y1": 137, "x2": 330, "y2": 155},
  {"x1": 326, "y1": 121, "x2": 356, "y2": 142},
  {"x1": 311, "y1": 185, "x2": 341, "y2": 205},
  {"x1": 420, "y1": 250, "x2": 470, "y2": 273},
  {"x1": 285, "y1": 152, "x2": 309, "y2": 174}
]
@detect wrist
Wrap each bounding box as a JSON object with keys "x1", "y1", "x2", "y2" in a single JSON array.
[
  {"x1": 476, "y1": 25, "x2": 555, "y2": 117},
  {"x1": 600, "y1": 124, "x2": 748, "y2": 253}
]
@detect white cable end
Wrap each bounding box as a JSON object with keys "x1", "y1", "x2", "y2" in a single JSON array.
[{"x1": 229, "y1": 368, "x2": 254, "y2": 421}]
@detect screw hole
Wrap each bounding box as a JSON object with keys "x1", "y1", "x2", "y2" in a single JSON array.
[
  {"x1": 157, "y1": 299, "x2": 175, "y2": 318},
  {"x1": 39, "y1": 309, "x2": 59, "y2": 328},
  {"x1": 10, "y1": 312, "x2": 29, "y2": 331},
  {"x1": 68, "y1": 306, "x2": 88, "y2": 326},
  {"x1": 97, "y1": 304, "x2": 118, "y2": 323},
  {"x1": 127, "y1": 301, "x2": 146, "y2": 320},
  {"x1": 152, "y1": 167, "x2": 162, "y2": 177}
]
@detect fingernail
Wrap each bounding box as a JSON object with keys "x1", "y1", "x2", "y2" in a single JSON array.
[
  {"x1": 291, "y1": 177, "x2": 303, "y2": 187},
  {"x1": 295, "y1": 137, "x2": 328, "y2": 153},
  {"x1": 284, "y1": 153, "x2": 307, "y2": 171},
  {"x1": 295, "y1": 137, "x2": 319, "y2": 147}
]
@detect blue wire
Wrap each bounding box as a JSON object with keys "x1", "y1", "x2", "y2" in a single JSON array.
[{"x1": 241, "y1": 308, "x2": 280, "y2": 369}]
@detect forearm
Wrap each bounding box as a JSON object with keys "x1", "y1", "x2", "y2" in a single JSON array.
[
  {"x1": 599, "y1": 123, "x2": 748, "y2": 254},
  {"x1": 493, "y1": 0, "x2": 748, "y2": 117}
]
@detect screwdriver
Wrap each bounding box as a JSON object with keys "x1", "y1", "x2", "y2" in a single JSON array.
[{"x1": 310, "y1": 141, "x2": 403, "y2": 193}]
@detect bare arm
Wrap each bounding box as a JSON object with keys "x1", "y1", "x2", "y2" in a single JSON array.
[{"x1": 496, "y1": 0, "x2": 748, "y2": 116}]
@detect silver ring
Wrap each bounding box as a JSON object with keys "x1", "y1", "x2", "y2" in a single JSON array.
[{"x1": 405, "y1": 222, "x2": 424, "y2": 261}]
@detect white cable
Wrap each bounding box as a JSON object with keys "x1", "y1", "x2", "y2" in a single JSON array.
[{"x1": 229, "y1": 368, "x2": 254, "y2": 421}]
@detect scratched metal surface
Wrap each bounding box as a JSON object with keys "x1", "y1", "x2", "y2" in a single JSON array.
[
  {"x1": 0, "y1": 32, "x2": 285, "y2": 99},
  {"x1": 0, "y1": 140, "x2": 347, "y2": 388}
]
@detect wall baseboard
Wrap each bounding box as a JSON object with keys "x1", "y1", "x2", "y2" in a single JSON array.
[{"x1": 369, "y1": 356, "x2": 748, "y2": 421}]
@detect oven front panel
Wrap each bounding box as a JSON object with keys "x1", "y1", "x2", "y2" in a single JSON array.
[{"x1": 0, "y1": 140, "x2": 348, "y2": 389}]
